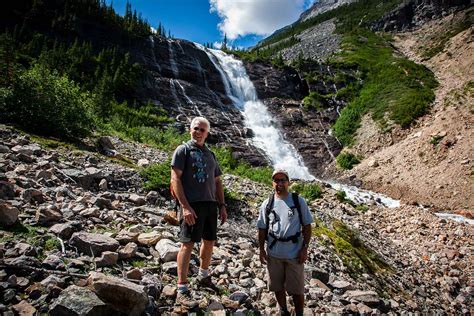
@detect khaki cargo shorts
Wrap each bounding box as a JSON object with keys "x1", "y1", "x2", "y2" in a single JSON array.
[{"x1": 267, "y1": 256, "x2": 305, "y2": 295}]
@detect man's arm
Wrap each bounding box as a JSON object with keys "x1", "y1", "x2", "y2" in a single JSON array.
[
  {"x1": 171, "y1": 167, "x2": 196, "y2": 225},
  {"x1": 215, "y1": 176, "x2": 227, "y2": 224},
  {"x1": 258, "y1": 228, "x2": 268, "y2": 264},
  {"x1": 297, "y1": 224, "x2": 312, "y2": 264}
]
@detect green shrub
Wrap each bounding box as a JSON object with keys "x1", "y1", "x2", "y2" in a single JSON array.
[
  {"x1": 303, "y1": 91, "x2": 324, "y2": 111},
  {"x1": 140, "y1": 160, "x2": 171, "y2": 193},
  {"x1": 336, "y1": 152, "x2": 360, "y2": 170},
  {"x1": 335, "y1": 190, "x2": 347, "y2": 203},
  {"x1": 1, "y1": 63, "x2": 94, "y2": 139},
  {"x1": 213, "y1": 146, "x2": 273, "y2": 185},
  {"x1": 291, "y1": 182, "x2": 323, "y2": 201}
]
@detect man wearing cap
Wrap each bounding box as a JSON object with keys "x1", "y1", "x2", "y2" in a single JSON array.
[
  {"x1": 257, "y1": 169, "x2": 312, "y2": 316},
  {"x1": 171, "y1": 116, "x2": 227, "y2": 308}
]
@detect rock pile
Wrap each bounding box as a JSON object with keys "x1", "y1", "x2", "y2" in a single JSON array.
[{"x1": 0, "y1": 125, "x2": 472, "y2": 314}]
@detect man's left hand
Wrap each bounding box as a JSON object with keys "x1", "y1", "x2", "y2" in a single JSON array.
[
  {"x1": 297, "y1": 247, "x2": 308, "y2": 264},
  {"x1": 219, "y1": 206, "x2": 227, "y2": 225}
]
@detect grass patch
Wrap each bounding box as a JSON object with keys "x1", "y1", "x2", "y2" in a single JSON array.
[
  {"x1": 430, "y1": 135, "x2": 445, "y2": 146},
  {"x1": 291, "y1": 182, "x2": 323, "y2": 201},
  {"x1": 43, "y1": 236, "x2": 61, "y2": 252},
  {"x1": 336, "y1": 152, "x2": 360, "y2": 170},
  {"x1": 313, "y1": 219, "x2": 393, "y2": 277}
]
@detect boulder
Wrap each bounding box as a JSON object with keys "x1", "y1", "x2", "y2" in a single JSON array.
[
  {"x1": 137, "y1": 231, "x2": 162, "y2": 245},
  {"x1": 128, "y1": 194, "x2": 146, "y2": 206},
  {"x1": 0, "y1": 202, "x2": 19, "y2": 227},
  {"x1": 155, "y1": 239, "x2": 180, "y2": 262},
  {"x1": 94, "y1": 251, "x2": 118, "y2": 267},
  {"x1": 70, "y1": 232, "x2": 120, "y2": 256},
  {"x1": 87, "y1": 272, "x2": 148, "y2": 316},
  {"x1": 49, "y1": 285, "x2": 113, "y2": 316},
  {"x1": 36, "y1": 205, "x2": 62, "y2": 225},
  {"x1": 22, "y1": 188, "x2": 45, "y2": 204},
  {"x1": 118, "y1": 242, "x2": 138, "y2": 259},
  {"x1": 49, "y1": 222, "x2": 81, "y2": 239},
  {"x1": 12, "y1": 300, "x2": 37, "y2": 316},
  {"x1": 97, "y1": 137, "x2": 117, "y2": 157},
  {"x1": 0, "y1": 181, "x2": 15, "y2": 200}
]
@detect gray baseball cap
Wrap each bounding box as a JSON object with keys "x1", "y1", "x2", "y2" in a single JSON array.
[{"x1": 272, "y1": 169, "x2": 289, "y2": 180}]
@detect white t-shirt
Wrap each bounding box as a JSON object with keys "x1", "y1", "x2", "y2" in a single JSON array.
[{"x1": 257, "y1": 193, "x2": 313, "y2": 259}]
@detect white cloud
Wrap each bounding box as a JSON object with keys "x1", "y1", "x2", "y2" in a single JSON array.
[{"x1": 209, "y1": 0, "x2": 310, "y2": 40}]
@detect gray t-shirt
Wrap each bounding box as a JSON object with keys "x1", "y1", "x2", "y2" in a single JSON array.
[
  {"x1": 171, "y1": 140, "x2": 222, "y2": 203},
  {"x1": 257, "y1": 193, "x2": 313, "y2": 259}
]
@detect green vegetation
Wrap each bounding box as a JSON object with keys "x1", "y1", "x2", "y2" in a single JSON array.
[
  {"x1": 140, "y1": 160, "x2": 171, "y2": 193},
  {"x1": 0, "y1": 1, "x2": 177, "y2": 142},
  {"x1": 291, "y1": 182, "x2": 323, "y2": 201},
  {"x1": 335, "y1": 190, "x2": 347, "y2": 203},
  {"x1": 213, "y1": 146, "x2": 273, "y2": 185},
  {"x1": 313, "y1": 219, "x2": 393, "y2": 277},
  {"x1": 1, "y1": 63, "x2": 94, "y2": 139},
  {"x1": 430, "y1": 134, "x2": 445, "y2": 146},
  {"x1": 44, "y1": 237, "x2": 61, "y2": 252},
  {"x1": 332, "y1": 30, "x2": 437, "y2": 146},
  {"x1": 336, "y1": 152, "x2": 360, "y2": 170}
]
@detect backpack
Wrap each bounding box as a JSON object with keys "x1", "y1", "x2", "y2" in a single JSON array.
[{"x1": 265, "y1": 192, "x2": 303, "y2": 250}]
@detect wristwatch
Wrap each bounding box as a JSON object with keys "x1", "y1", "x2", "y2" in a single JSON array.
[{"x1": 219, "y1": 203, "x2": 227, "y2": 208}]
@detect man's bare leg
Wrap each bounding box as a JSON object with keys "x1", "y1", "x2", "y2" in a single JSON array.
[
  {"x1": 199, "y1": 239, "x2": 215, "y2": 270},
  {"x1": 177, "y1": 241, "x2": 194, "y2": 284}
]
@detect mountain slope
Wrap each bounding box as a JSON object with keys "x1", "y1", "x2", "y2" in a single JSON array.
[{"x1": 347, "y1": 8, "x2": 474, "y2": 211}]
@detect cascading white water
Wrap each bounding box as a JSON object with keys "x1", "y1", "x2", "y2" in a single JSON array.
[
  {"x1": 199, "y1": 47, "x2": 314, "y2": 180},
  {"x1": 194, "y1": 44, "x2": 403, "y2": 208}
]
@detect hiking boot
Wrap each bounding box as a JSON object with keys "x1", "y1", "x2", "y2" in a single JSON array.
[
  {"x1": 176, "y1": 290, "x2": 198, "y2": 309},
  {"x1": 196, "y1": 275, "x2": 219, "y2": 292}
]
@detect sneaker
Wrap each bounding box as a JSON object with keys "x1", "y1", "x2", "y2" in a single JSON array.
[
  {"x1": 176, "y1": 290, "x2": 198, "y2": 309},
  {"x1": 196, "y1": 275, "x2": 219, "y2": 292}
]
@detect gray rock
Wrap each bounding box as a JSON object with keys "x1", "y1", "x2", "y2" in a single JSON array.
[
  {"x1": 98, "y1": 179, "x2": 107, "y2": 191},
  {"x1": 97, "y1": 137, "x2": 117, "y2": 156},
  {"x1": 36, "y1": 205, "x2": 62, "y2": 225},
  {"x1": 94, "y1": 251, "x2": 118, "y2": 268},
  {"x1": 70, "y1": 232, "x2": 120, "y2": 256},
  {"x1": 87, "y1": 272, "x2": 148, "y2": 316},
  {"x1": 345, "y1": 290, "x2": 382, "y2": 308},
  {"x1": 154, "y1": 239, "x2": 179, "y2": 262},
  {"x1": 128, "y1": 194, "x2": 146, "y2": 206},
  {"x1": 161, "y1": 262, "x2": 178, "y2": 275},
  {"x1": 229, "y1": 291, "x2": 249, "y2": 304},
  {"x1": 49, "y1": 285, "x2": 113, "y2": 316},
  {"x1": 118, "y1": 242, "x2": 138, "y2": 259},
  {"x1": 12, "y1": 300, "x2": 37, "y2": 316},
  {"x1": 49, "y1": 222, "x2": 81, "y2": 239}
]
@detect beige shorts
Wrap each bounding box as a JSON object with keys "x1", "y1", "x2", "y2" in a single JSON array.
[{"x1": 267, "y1": 256, "x2": 305, "y2": 295}]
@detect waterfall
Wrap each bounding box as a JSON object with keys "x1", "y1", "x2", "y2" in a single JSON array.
[
  {"x1": 168, "y1": 40, "x2": 179, "y2": 78},
  {"x1": 198, "y1": 46, "x2": 314, "y2": 180}
]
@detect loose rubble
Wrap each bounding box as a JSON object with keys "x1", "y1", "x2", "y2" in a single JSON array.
[{"x1": 0, "y1": 125, "x2": 472, "y2": 314}]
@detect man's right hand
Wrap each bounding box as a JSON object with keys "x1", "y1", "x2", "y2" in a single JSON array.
[
  {"x1": 259, "y1": 248, "x2": 267, "y2": 265},
  {"x1": 182, "y1": 207, "x2": 197, "y2": 225}
]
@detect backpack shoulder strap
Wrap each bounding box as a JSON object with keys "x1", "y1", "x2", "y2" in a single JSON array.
[
  {"x1": 265, "y1": 193, "x2": 275, "y2": 232},
  {"x1": 292, "y1": 192, "x2": 303, "y2": 227}
]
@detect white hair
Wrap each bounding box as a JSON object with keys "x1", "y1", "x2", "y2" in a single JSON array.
[{"x1": 190, "y1": 117, "x2": 211, "y2": 132}]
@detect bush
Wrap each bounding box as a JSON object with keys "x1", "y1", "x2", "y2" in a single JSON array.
[
  {"x1": 336, "y1": 152, "x2": 360, "y2": 170},
  {"x1": 140, "y1": 160, "x2": 171, "y2": 193},
  {"x1": 291, "y1": 182, "x2": 323, "y2": 201},
  {"x1": 335, "y1": 190, "x2": 347, "y2": 203},
  {"x1": 213, "y1": 146, "x2": 273, "y2": 185},
  {"x1": 1, "y1": 63, "x2": 94, "y2": 139}
]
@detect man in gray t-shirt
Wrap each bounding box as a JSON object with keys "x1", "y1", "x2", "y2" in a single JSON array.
[
  {"x1": 171, "y1": 117, "x2": 227, "y2": 308},
  {"x1": 257, "y1": 169, "x2": 312, "y2": 316}
]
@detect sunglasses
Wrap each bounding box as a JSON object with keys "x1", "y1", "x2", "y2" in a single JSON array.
[
  {"x1": 273, "y1": 178, "x2": 288, "y2": 183},
  {"x1": 193, "y1": 126, "x2": 207, "y2": 133}
]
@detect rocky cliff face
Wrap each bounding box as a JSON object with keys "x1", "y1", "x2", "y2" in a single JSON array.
[{"x1": 372, "y1": 0, "x2": 471, "y2": 31}]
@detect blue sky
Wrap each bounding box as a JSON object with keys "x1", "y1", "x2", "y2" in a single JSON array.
[{"x1": 107, "y1": 0, "x2": 316, "y2": 49}]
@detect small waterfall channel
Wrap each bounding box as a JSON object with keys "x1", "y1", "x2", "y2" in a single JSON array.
[{"x1": 196, "y1": 45, "x2": 403, "y2": 208}]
